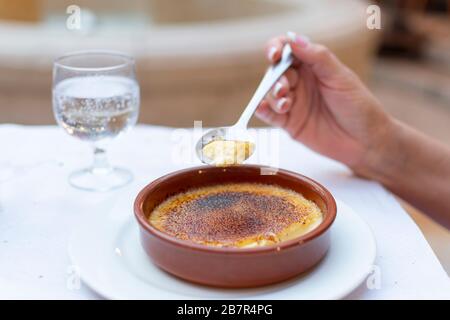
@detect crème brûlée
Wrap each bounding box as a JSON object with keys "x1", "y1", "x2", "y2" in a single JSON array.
[
  {"x1": 149, "y1": 183, "x2": 323, "y2": 248},
  {"x1": 202, "y1": 140, "x2": 255, "y2": 166}
]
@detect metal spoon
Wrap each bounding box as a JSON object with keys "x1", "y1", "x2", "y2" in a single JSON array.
[{"x1": 196, "y1": 42, "x2": 294, "y2": 165}]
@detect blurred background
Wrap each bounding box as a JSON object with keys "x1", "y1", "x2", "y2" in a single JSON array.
[{"x1": 0, "y1": 0, "x2": 449, "y2": 272}]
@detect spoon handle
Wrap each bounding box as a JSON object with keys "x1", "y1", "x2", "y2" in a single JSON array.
[{"x1": 236, "y1": 44, "x2": 293, "y2": 128}]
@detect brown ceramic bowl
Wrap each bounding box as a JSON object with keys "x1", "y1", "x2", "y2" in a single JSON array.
[{"x1": 134, "y1": 165, "x2": 336, "y2": 288}]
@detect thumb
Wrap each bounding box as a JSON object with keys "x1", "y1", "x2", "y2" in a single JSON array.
[{"x1": 287, "y1": 34, "x2": 347, "y2": 80}]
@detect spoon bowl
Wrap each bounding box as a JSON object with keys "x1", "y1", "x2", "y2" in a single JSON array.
[
  {"x1": 195, "y1": 127, "x2": 228, "y2": 165},
  {"x1": 196, "y1": 126, "x2": 255, "y2": 165}
]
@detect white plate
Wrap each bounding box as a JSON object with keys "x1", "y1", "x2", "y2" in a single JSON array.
[{"x1": 69, "y1": 198, "x2": 376, "y2": 300}]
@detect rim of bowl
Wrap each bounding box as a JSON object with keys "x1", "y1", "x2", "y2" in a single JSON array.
[{"x1": 134, "y1": 165, "x2": 337, "y2": 254}]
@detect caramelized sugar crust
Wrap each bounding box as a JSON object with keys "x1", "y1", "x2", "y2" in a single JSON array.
[{"x1": 149, "y1": 183, "x2": 323, "y2": 247}]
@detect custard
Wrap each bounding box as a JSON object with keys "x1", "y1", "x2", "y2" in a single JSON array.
[
  {"x1": 202, "y1": 140, "x2": 255, "y2": 166},
  {"x1": 149, "y1": 183, "x2": 323, "y2": 248}
]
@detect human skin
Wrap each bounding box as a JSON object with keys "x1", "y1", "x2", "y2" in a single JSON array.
[{"x1": 255, "y1": 34, "x2": 450, "y2": 228}]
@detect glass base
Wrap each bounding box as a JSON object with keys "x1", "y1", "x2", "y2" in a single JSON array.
[{"x1": 68, "y1": 167, "x2": 133, "y2": 192}]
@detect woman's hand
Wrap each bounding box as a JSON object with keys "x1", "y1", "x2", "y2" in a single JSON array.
[
  {"x1": 256, "y1": 33, "x2": 450, "y2": 227},
  {"x1": 256, "y1": 33, "x2": 392, "y2": 176}
]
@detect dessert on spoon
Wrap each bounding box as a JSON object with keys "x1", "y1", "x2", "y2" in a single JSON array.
[{"x1": 196, "y1": 37, "x2": 294, "y2": 166}]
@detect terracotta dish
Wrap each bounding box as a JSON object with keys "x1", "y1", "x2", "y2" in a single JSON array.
[{"x1": 134, "y1": 165, "x2": 337, "y2": 288}]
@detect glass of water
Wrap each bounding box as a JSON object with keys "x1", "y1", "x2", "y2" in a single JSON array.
[{"x1": 53, "y1": 51, "x2": 140, "y2": 191}]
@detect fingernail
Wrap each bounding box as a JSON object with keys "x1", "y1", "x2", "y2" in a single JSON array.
[
  {"x1": 255, "y1": 105, "x2": 267, "y2": 118},
  {"x1": 268, "y1": 46, "x2": 277, "y2": 61},
  {"x1": 297, "y1": 35, "x2": 310, "y2": 48},
  {"x1": 272, "y1": 82, "x2": 283, "y2": 98},
  {"x1": 288, "y1": 34, "x2": 310, "y2": 48},
  {"x1": 286, "y1": 31, "x2": 297, "y2": 42},
  {"x1": 276, "y1": 97, "x2": 288, "y2": 112}
]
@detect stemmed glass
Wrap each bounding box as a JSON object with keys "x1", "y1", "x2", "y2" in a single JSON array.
[{"x1": 52, "y1": 51, "x2": 140, "y2": 191}]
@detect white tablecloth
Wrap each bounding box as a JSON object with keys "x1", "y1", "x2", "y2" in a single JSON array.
[{"x1": 0, "y1": 124, "x2": 448, "y2": 299}]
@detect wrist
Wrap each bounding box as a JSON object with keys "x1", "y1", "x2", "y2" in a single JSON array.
[{"x1": 352, "y1": 116, "x2": 404, "y2": 184}]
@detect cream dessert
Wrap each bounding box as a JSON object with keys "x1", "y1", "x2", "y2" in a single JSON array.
[
  {"x1": 202, "y1": 140, "x2": 255, "y2": 166},
  {"x1": 149, "y1": 183, "x2": 323, "y2": 248}
]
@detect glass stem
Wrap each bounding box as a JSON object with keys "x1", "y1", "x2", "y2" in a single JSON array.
[{"x1": 91, "y1": 146, "x2": 112, "y2": 175}]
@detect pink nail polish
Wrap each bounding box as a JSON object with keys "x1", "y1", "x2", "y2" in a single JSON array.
[
  {"x1": 268, "y1": 47, "x2": 277, "y2": 60},
  {"x1": 286, "y1": 31, "x2": 297, "y2": 42},
  {"x1": 273, "y1": 82, "x2": 283, "y2": 98},
  {"x1": 276, "y1": 98, "x2": 287, "y2": 112},
  {"x1": 295, "y1": 35, "x2": 310, "y2": 48},
  {"x1": 287, "y1": 32, "x2": 309, "y2": 48}
]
